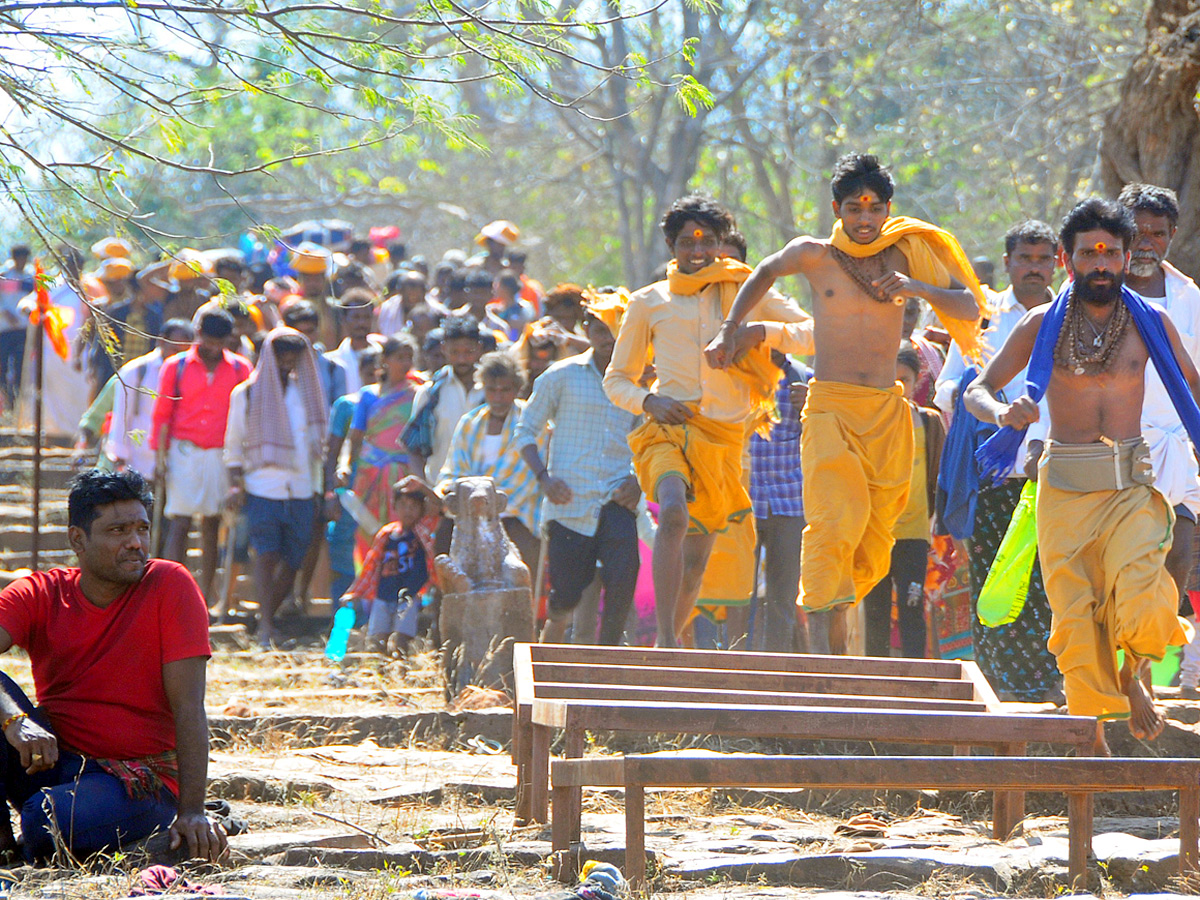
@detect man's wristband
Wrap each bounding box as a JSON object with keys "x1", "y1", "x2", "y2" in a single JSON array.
[{"x1": 2, "y1": 712, "x2": 27, "y2": 732}]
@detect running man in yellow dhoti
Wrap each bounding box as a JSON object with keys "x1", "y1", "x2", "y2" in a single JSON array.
[
  {"x1": 966, "y1": 198, "x2": 1200, "y2": 755},
  {"x1": 604, "y1": 195, "x2": 814, "y2": 647},
  {"x1": 708, "y1": 154, "x2": 985, "y2": 654}
]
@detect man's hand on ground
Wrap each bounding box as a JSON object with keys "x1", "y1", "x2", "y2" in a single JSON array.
[
  {"x1": 642, "y1": 394, "x2": 692, "y2": 425},
  {"x1": 541, "y1": 476, "x2": 573, "y2": 505},
  {"x1": 5, "y1": 716, "x2": 58, "y2": 774},
  {"x1": 611, "y1": 475, "x2": 641, "y2": 511},
  {"x1": 169, "y1": 811, "x2": 228, "y2": 862}
]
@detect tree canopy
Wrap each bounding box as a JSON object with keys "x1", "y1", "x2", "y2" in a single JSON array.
[{"x1": 3, "y1": 0, "x2": 1195, "y2": 289}]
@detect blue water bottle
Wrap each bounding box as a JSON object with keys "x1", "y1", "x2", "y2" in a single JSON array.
[{"x1": 326, "y1": 603, "x2": 355, "y2": 662}]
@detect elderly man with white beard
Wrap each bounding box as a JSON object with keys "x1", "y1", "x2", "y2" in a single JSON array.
[{"x1": 1118, "y1": 184, "x2": 1200, "y2": 698}]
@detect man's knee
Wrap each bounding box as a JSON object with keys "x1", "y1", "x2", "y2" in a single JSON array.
[{"x1": 657, "y1": 501, "x2": 689, "y2": 536}]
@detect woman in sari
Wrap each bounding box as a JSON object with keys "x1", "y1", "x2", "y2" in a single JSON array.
[{"x1": 346, "y1": 333, "x2": 423, "y2": 561}]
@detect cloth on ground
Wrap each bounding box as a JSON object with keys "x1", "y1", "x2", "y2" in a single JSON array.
[{"x1": 799, "y1": 379, "x2": 913, "y2": 611}]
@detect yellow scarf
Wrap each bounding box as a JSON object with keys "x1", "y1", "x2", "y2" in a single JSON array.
[
  {"x1": 830, "y1": 215, "x2": 988, "y2": 362},
  {"x1": 666, "y1": 257, "x2": 777, "y2": 434},
  {"x1": 583, "y1": 286, "x2": 632, "y2": 338}
]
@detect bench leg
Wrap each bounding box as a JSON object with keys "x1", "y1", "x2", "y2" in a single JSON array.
[
  {"x1": 1180, "y1": 786, "x2": 1199, "y2": 873},
  {"x1": 625, "y1": 782, "x2": 646, "y2": 891},
  {"x1": 565, "y1": 725, "x2": 585, "y2": 843},
  {"x1": 994, "y1": 742, "x2": 1027, "y2": 840},
  {"x1": 530, "y1": 723, "x2": 551, "y2": 824},
  {"x1": 514, "y1": 711, "x2": 532, "y2": 825},
  {"x1": 1067, "y1": 792, "x2": 1092, "y2": 889},
  {"x1": 551, "y1": 782, "x2": 578, "y2": 884}
]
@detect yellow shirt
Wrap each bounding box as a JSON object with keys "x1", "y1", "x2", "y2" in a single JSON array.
[
  {"x1": 893, "y1": 407, "x2": 929, "y2": 541},
  {"x1": 603, "y1": 281, "x2": 815, "y2": 424}
]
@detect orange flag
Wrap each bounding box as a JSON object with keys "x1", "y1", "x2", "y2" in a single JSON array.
[{"x1": 33, "y1": 260, "x2": 69, "y2": 361}]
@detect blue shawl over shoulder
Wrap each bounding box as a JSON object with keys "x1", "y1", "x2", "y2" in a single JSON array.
[{"x1": 975, "y1": 283, "x2": 1200, "y2": 484}]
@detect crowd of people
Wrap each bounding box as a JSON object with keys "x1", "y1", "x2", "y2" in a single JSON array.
[
  {"x1": 0, "y1": 154, "x2": 1196, "y2": 744},
  {"x1": 1, "y1": 150, "x2": 1200, "y2": 862}
]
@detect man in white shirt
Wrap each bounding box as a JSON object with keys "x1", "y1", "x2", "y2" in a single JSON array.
[
  {"x1": 107, "y1": 319, "x2": 194, "y2": 479},
  {"x1": 934, "y1": 220, "x2": 1060, "y2": 702},
  {"x1": 324, "y1": 288, "x2": 383, "y2": 396},
  {"x1": 225, "y1": 329, "x2": 329, "y2": 648},
  {"x1": 1118, "y1": 183, "x2": 1200, "y2": 695},
  {"x1": 402, "y1": 313, "x2": 485, "y2": 484}
]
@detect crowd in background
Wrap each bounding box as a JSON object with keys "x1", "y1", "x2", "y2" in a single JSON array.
[{"x1": 1, "y1": 199, "x2": 1196, "y2": 704}]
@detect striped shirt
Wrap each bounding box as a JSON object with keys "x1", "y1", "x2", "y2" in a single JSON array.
[
  {"x1": 515, "y1": 350, "x2": 639, "y2": 537},
  {"x1": 437, "y1": 399, "x2": 544, "y2": 535},
  {"x1": 749, "y1": 360, "x2": 809, "y2": 519}
]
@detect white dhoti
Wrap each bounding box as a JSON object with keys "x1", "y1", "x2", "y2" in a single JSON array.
[{"x1": 164, "y1": 441, "x2": 227, "y2": 518}]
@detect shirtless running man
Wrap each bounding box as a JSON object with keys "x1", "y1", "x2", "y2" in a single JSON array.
[
  {"x1": 706, "y1": 153, "x2": 983, "y2": 653},
  {"x1": 965, "y1": 197, "x2": 1198, "y2": 755}
]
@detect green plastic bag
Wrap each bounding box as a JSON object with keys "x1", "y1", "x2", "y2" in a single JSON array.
[{"x1": 977, "y1": 480, "x2": 1038, "y2": 627}]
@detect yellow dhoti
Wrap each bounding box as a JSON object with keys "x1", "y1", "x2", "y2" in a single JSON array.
[
  {"x1": 628, "y1": 410, "x2": 749, "y2": 535},
  {"x1": 1037, "y1": 438, "x2": 1193, "y2": 720},
  {"x1": 799, "y1": 380, "x2": 913, "y2": 611}
]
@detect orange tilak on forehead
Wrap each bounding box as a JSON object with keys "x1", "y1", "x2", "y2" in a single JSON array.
[
  {"x1": 693, "y1": 229, "x2": 704, "y2": 239},
  {"x1": 860, "y1": 195, "x2": 872, "y2": 203},
  {"x1": 1094, "y1": 241, "x2": 1109, "y2": 252}
]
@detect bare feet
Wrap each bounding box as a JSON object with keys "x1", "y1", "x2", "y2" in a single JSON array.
[
  {"x1": 1121, "y1": 658, "x2": 1165, "y2": 741},
  {"x1": 1092, "y1": 720, "x2": 1112, "y2": 757}
]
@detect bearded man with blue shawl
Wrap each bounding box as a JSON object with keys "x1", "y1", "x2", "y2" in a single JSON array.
[{"x1": 966, "y1": 198, "x2": 1199, "y2": 756}]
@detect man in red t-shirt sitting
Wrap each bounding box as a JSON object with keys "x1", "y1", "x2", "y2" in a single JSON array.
[{"x1": 0, "y1": 469, "x2": 225, "y2": 864}]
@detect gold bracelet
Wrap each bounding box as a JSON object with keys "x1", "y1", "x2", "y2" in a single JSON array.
[{"x1": 1, "y1": 712, "x2": 26, "y2": 732}]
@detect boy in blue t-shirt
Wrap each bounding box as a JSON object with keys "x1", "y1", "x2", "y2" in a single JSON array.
[{"x1": 342, "y1": 476, "x2": 439, "y2": 654}]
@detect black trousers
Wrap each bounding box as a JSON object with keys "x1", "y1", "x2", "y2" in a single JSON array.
[
  {"x1": 863, "y1": 538, "x2": 929, "y2": 658},
  {"x1": 546, "y1": 502, "x2": 639, "y2": 645}
]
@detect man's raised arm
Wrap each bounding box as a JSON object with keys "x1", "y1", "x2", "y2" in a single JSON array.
[
  {"x1": 963, "y1": 309, "x2": 1043, "y2": 429},
  {"x1": 705, "y1": 237, "x2": 824, "y2": 368}
]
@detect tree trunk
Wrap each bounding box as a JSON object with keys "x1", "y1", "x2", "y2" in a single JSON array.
[{"x1": 1098, "y1": 1, "x2": 1200, "y2": 278}]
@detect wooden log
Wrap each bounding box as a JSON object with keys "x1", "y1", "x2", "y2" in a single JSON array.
[
  {"x1": 1067, "y1": 792, "x2": 1091, "y2": 888},
  {"x1": 1180, "y1": 785, "x2": 1199, "y2": 873},
  {"x1": 625, "y1": 782, "x2": 646, "y2": 890},
  {"x1": 529, "y1": 723, "x2": 551, "y2": 823},
  {"x1": 530, "y1": 661, "x2": 977, "y2": 700},
  {"x1": 527, "y1": 642, "x2": 966, "y2": 678}
]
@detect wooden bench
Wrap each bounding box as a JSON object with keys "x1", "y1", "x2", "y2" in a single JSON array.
[
  {"x1": 550, "y1": 753, "x2": 1200, "y2": 889},
  {"x1": 512, "y1": 643, "x2": 1097, "y2": 836}
]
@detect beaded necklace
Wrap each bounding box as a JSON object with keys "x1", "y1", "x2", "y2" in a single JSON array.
[
  {"x1": 829, "y1": 246, "x2": 900, "y2": 305},
  {"x1": 1053, "y1": 287, "x2": 1131, "y2": 375}
]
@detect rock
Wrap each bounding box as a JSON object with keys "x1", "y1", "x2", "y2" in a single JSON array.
[
  {"x1": 668, "y1": 848, "x2": 1021, "y2": 890},
  {"x1": 208, "y1": 773, "x2": 335, "y2": 804},
  {"x1": 229, "y1": 829, "x2": 373, "y2": 860},
  {"x1": 281, "y1": 842, "x2": 432, "y2": 871},
  {"x1": 1092, "y1": 832, "x2": 1183, "y2": 891},
  {"x1": 210, "y1": 624, "x2": 252, "y2": 651}
]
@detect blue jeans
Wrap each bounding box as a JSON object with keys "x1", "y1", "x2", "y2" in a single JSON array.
[{"x1": 0, "y1": 673, "x2": 176, "y2": 862}]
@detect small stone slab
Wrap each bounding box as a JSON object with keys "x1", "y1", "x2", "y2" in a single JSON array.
[{"x1": 229, "y1": 828, "x2": 373, "y2": 859}]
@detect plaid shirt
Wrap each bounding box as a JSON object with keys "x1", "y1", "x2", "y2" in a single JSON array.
[
  {"x1": 438, "y1": 399, "x2": 545, "y2": 535},
  {"x1": 750, "y1": 360, "x2": 809, "y2": 519},
  {"x1": 515, "y1": 350, "x2": 638, "y2": 537}
]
